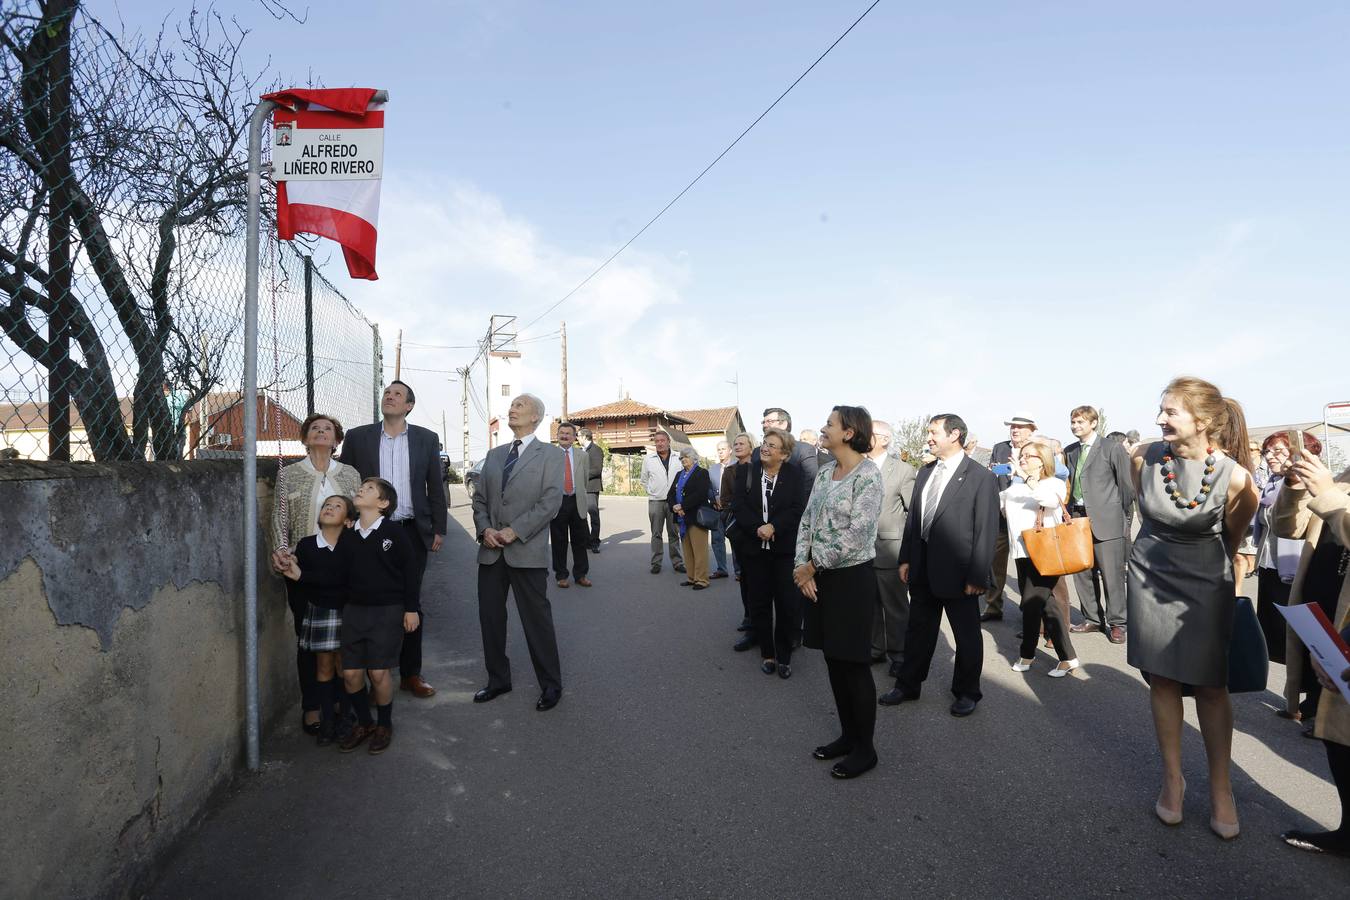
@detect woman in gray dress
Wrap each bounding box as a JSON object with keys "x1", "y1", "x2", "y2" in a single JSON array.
[{"x1": 1128, "y1": 377, "x2": 1258, "y2": 840}]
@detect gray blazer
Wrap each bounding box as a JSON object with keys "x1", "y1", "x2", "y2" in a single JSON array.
[
  {"x1": 473, "y1": 437, "x2": 565, "y2": 568},
  {"x1": 1063, "y1": 437, "x2": 1133, "y2": 541},
  {"x1": 560, "y1": 445, "x2": 590, "y2": 517},
  {"x1": 584, "y1": 441, "x2": 604, "y2": 494},
  {"x1": 873, "y1": 454, "x2": 918, "y2": 569}
]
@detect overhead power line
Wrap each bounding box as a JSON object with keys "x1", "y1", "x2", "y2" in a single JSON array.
[{"x1": 515, "y1": 0, "x2": 884, "y2": 336}]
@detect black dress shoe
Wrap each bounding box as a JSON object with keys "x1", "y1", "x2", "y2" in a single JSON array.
[
  {"x1": 830, "y1": 751, "x2": 878, "y2": 779},
  {"x1": 733, "y1": 634, "x2": 756, "y2": 652},
  {"x1": 760, "y1": 659, "x2": 777, "y2": 675},
  {"x1": 777, "y1": 663, "x2": 792, "y2": 679},
  {"x1": 878, "y1": 686, "x2": 919, "y2": 706},
  {"x1": 979, "y1": 612, "x2": 1003, "y2": 622},
  {"x1": 813, "y1": 736, "x2": 854, "y2": 760},
  {"x1": 673, "y1": 564, "x2": 687, "y2": 573},
  {"x1": 473, "y1": 685, "x2": 512, "y2": 703},
  {"x1": 950, "y1": 696, "x2": 978, "y2": 717},
  {"x1": 651, "y1": 565, "x2": 661, "y2": 574},
  {"x1": 536, "y1": 687, "x2": 562, "y2": 711},
  {"x1": 680, "y1": 580, "x2": 693, "y2": 586}
]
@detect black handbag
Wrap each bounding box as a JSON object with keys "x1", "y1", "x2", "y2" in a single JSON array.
[{"x1": 694, "y1": 504, "x2": 720, "y2": 531}]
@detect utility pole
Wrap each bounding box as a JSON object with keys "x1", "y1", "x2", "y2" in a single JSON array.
[
  {"x1": 458, "y1": 366, "x2": 470, "y2": 466},
  {"x1": 483, "y1": 321, "x2": 492, "y2": 450},
  {"x1": 394, "y1": 329, "x2": 403, "y2": 380},
  {"x1": 560, "y1": 320, "x2": 568, "y2": 421}
]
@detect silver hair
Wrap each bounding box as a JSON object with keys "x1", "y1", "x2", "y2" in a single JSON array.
[
  {"x1": 872, "y1": 419, "x2": 893, "y2": 443},
  {"x1": 678, "y1": 446, "x2": 700, "y2": 463},
  {"x1": 517, "y1": 393, "x2": 545, "y2": 423}
]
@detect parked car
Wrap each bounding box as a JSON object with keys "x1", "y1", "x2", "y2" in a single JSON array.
[{"x1": 465, "y1": 458, "x2": 484, "y2": 503}]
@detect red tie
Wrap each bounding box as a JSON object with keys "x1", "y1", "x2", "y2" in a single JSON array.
[{"x1": 564, "y1": 449, "x2": 574, "y2": 494}]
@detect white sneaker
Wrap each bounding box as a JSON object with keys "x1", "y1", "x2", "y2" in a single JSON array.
[
  {"x1": 1048, "y1": 659, "x2": 1081, "y2": 678},
  {"x1": 1011, "y1": 659, "x2": 1033, "y2": 672}
]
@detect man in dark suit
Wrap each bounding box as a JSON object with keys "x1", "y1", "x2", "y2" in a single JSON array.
[
  {"x1": 472, "y1": 394, "x2": 566, "y2": 711},
  {"x1": 550, "y1": 422, "x2": 592, "y2": 588},
  {"x1": 579, "y1": 427, "x2": 604, "y2": 551},
  {"x1": 880, "y1": 413, "x2": 999, "y2": 717},
  {"x1": 762, "y1": 407, "x2": 819, "y2": 492},
  {"x1": 339, "y1": 380, "x2": 447, "y2": 698},
  {"x1": 1063, "y1": 405, "x2": 1134, "y2": 644},
  {"x1": 867, "y1": 421, "x2": 917, "y2": 679}
]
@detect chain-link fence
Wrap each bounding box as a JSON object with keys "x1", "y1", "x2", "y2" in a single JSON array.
[{"x1": 0, "y1": 2, "x2": 380, "y2": 462}]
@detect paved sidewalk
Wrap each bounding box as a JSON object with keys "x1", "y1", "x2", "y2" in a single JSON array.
[{"x1": 151, "y1": 493, "x2": 1345, "y2": 897}]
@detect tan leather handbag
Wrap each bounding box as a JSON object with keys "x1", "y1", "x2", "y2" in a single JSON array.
[{"x1": 1021, "y1": 508, "x2": 1094, "y2": 576}]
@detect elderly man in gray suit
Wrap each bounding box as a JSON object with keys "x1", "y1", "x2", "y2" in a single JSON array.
[
  {"x1": 1063, "y1": 405, "x2": 1134, "y2": 645},
  {"x1": 472, "y1": 393, "x2": 567, "y2": 711},
  {"x1": 867, "y1": 420, "x2": 918, "y2": 678}
]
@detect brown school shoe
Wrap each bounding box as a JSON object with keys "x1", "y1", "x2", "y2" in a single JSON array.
[
  {"x1": 557, "y1": 578, "x2": 570, "y2": 588},
  {"x1": 576, "y1": 577, "x2": 593, "y2": 587},
  {"x1": 368, "y1": 725, "x2": 393, "y2": 755},
  {"x1": 338, "y1": 723, "x2": 375, "y2": 753},
  {"x1": 1109, "y1": 625, "x2": 1126, "y2": 644},
  {"x1": 400, "y1": 675, "x2": 436, "y2": 698}
]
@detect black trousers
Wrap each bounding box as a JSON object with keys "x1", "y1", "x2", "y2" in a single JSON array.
[
  {"x1": 826, "y1": 658, "x2": 876, "y2": 754},
  {"x1": 1256, "y1": 566, "x2": 1291, "y2": 665},
  {"x1": 477, "y1": 559, "x2": 562, "y2": 693},
  {"x1": 587, "y1": 492, "x2": 601, "y2": 546},
  {"x1": 1016, "y1": 558, "x2": 1075, "y2": 662},
  {"x1": 550, "y1": 495, "x2": 590, "y2": 580},
  {"x1": 897, "y1": 571, "x2": 984, "y2": 701},
  {"x1": 398, "y1": 519, "x2": 429, "y2": 678},
  {"x1": 285, "y1": 581, "x2": 319, "y2": 712},
  {"x1": 743, "y1": 551, "x2": 799, "y2": 664},
  {"x1": 1327, "y1": 739, "x2": 1350, "y2": 835}
]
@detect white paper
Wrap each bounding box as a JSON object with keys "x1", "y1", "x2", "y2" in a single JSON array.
[{"x1": 1278, "y1": 603, "x2": 1350, "y2": 705}]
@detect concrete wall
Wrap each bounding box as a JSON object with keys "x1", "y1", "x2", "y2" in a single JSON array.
[{"x1": 0, "y1": 460, "x2": 295, "y2": 899}]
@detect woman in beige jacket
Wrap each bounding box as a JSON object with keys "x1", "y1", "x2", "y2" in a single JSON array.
[{"x1": 1274, "y1": 451, "x2": 1349, "y2": 856}]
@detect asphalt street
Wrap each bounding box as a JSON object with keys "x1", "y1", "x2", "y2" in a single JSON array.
[{"x1": 151, "y1": 492, "x2": 1347, "y2": 898}]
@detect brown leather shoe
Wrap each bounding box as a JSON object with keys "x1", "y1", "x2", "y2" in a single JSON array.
[
  {"x1": 1109, "y1": 625, "x2": 1126, "y2": 644},
  {"x1": 368, "y1": 725, "x2": 393, "y2": 755},
  {"x1": 557, "y1": 579, "x2": 570, "y2": 588},
  {"x1": 575, "y1": 577, "x2": 593, "y2": 587},
  {"x1": 1070, "y1": 622, "x2": 1103, "y2": 634},
  {"x1": 338, "y1": 723, "x2": 375, "y2": 753},
  {"x1": 400, "y1": 675, "x2": 436, "y2": 698}
]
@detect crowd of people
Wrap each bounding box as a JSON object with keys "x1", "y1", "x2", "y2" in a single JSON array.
[{"x1": 267, "y1": 376, "x2": 1350, "y2": 857}]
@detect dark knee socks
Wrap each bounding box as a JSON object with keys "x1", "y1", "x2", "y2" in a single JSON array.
[
  {"x1": 377, "y1": 703, "x2": 393, "y2": 729},
  {"x1": 347, "y1": 686, "x2": 373, "y2": 726}
]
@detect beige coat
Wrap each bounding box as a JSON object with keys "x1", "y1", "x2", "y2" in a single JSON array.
[
  {"x1": 271, "y1": 457, "x2": 362, "y2": 554},
  {"x1": 1274, "y1": 469, "x2": 1350, "y2": 747}
]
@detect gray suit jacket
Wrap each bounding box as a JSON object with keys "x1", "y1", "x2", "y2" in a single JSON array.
[
  {"x1": 1063, "y1": 437, "x2": 1133, "y2": 541},
  {"x1": 559, "y1": 445, "x2": 590, "y2": 517},
  {"x1": 873, "y1": 453, "x2": 918, "y2": 569},
  {"x1": 472, "y1": 438, "x2": 565, "y2": 568},
  {"x1": 583, "y1": 442, "x2": 604, "y2": 494}
]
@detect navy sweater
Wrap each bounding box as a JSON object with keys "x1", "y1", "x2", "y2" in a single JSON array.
[
  {"x1": 294, "y1": 530, "x2": 355, "y2": 610},
  {"x1": 346, "y1": 518, "x2": 418, "y2": 612}
]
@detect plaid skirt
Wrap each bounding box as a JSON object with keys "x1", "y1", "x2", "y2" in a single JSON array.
[{"x1": 299, "y1": 604, "x2": 342, "y2": 652}]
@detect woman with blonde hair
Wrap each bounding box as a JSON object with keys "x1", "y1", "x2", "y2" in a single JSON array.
[
  {"x1": 1127, "y1": 377, "x2": 1259, "y2": 839},
  {"x1": 1003, "y1": 441, "x2": 1078, "y2": 676}
]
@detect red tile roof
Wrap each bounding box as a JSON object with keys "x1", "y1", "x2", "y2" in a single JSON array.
[
  {"x1": 669, "y1": 407, "x2": 740, "y2": 435},
  {"x1": 565, "y1": 398, "x2": 693, "y2": 425}
]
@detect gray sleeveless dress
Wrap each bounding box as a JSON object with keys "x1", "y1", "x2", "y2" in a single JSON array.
[{"x1": 1126, "y1": 442, "x2": 1237, "y2": 687}]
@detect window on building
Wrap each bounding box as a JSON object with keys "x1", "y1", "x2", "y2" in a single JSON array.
[
  {"x1": 501, "y1": 385, "x2": 510, "y2": 397},
  {"x1": 627, "y1": 417, "x2": 637, "y2": 427}
]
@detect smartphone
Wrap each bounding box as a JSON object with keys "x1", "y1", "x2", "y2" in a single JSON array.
[
  {"x1": 1289, "y1": 430, "x2": 1305, "y2": 461},
  {"x1": 991, "y1": 463, "x2": 1013, "y2": 476}
]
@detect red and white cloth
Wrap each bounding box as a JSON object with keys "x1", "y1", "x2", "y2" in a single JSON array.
[{"x1": 263, "y1": 88, "x2": 384, "y2": 280}]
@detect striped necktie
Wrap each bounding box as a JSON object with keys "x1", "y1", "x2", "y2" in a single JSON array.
[
  {"x1": 501, "y1": 440, "x2": 522, "y2": 489},
  {"x1": 921, "y1": 461, "x2": 946, "y2": 539}
]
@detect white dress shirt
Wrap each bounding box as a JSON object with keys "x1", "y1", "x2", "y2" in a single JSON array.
[
  {"x1": 378, "y1": 425, "x2": 414, "y2": 521},
  {"x1": 927, "y1": 450, "x2": 966, "y2": 512}
]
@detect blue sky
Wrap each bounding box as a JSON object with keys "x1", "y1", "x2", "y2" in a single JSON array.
[{"x1": 106, "y1": 1, "x2": 1350, "y2": 455}]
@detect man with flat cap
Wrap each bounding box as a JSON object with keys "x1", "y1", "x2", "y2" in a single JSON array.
[{"x1": 981, "y1": 414, "x2": 1039, "y2": 622}]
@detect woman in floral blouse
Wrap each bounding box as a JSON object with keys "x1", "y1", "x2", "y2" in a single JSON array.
[{"x1": 795, "y1": 405, "x2": 885, "y2": 779}]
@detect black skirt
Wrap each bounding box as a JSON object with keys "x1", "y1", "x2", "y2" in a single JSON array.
[{"x1": 803, "y1": 562, "x2": 877, "y2": 663}]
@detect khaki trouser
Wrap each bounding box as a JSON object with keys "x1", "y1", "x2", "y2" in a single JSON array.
[{"x1": 681, "y1": 525, "x2": 710, "y2": 587}]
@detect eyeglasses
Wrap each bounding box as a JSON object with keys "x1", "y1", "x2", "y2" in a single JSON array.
[{"x1": 1263, "y1": 447, "x2": 1290, "y2": 458}]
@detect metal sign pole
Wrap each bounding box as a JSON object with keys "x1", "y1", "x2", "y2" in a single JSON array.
[{"x1": 242, "y1": 97, "x2": 278, "y2": 773}]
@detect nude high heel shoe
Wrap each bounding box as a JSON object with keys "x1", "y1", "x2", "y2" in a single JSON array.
[
  {"x1": 1210, "y1": 794, "x2": 1240, "y2": 840},
  {"x1": 1155, "y1": 777, "x2": 1185, "y2": 826}
]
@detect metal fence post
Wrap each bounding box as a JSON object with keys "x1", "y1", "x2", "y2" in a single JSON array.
[
  {"x1": 372, "y1": 323, "x2": 382, "y2": 423},
  {"x1": 242, "y1": 96, "x2": 278, "y2": 773},
  {"x1": 45, "y1": 0, "x2": 75, "y2": 461},
  {"x1": 303, "y1": 255, "x2": 315, "y2": 417}
]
